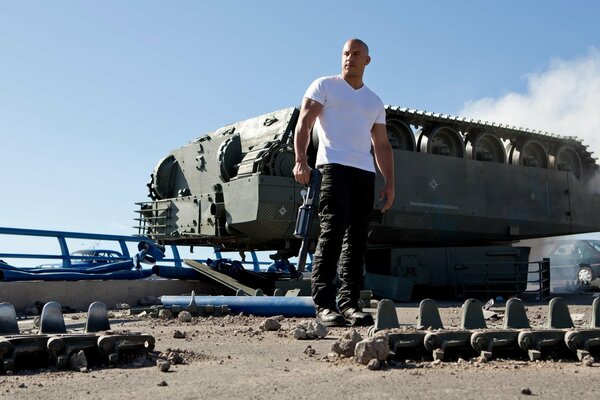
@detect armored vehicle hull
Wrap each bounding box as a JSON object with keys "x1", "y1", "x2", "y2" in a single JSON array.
[{"x1": 136, "y1": 106, "x2": 600, "y2": 299}]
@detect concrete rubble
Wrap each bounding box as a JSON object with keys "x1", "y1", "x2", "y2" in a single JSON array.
[
  {"x1": 354, "y1": 332, "x2": 390, "y2": 365},
  {"x1": 291, "y1": 320, "x2": 328, "y2": 340},
  {"x1": 331, "y1": 329, "x2": 363, "y2": 357},
  {"x1": 259, "y1": 317, "x2": 281, "y2": 331},
  {"x1": 173, "y1": 330, "x2": 186, "y2": 339},
  {"x1": 157, "y1": 360, "x2": 171, "y2": 372},
  {"x1": 177, "y1": 311, "x2": 193, "y2": 322}
]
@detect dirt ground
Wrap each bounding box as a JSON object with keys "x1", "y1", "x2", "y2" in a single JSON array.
[{"x1": 1, "y1": 294, "x2": 599, "y2": 400}]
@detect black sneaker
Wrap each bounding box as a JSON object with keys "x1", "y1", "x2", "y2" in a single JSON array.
[
  {"x1": 316, "y1": 308, "x2": 346, "y2": 327},
  {"x1": 341, "y1": 308, "x2": 374, "y2": 326}
]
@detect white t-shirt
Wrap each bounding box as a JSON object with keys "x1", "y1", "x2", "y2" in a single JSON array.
[{"x1": 304, "y1": 75, "x2": 386, "y2": 173}]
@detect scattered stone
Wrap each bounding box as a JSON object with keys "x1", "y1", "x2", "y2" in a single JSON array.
[
  {"x1": 367, "y1": 359, "x2": 382, "y2": 370},
  {"x1": 157, "y1": 380, "x2": 168, "y2": 386},
  {"x1": 138, "y1": 311, "x2": 148, "y2": 318},
  {"x1": 173, "y1": 330, "x2": 186, "y2": 339},
  {"x1": 477, "y1": 356, "x2": 488, "y2": 364},
  {"x1": 259, "y1": 317, "x2": 281, "y2": 331},
  {"x1": 521, "y1": 387, "x2": 532, "y2": 395},
  {"x1": 157, "y1": 360, "x2": 171, "y2": 372},
  {"x1": 69, "y1": 350, "x2": 88, "y2": 372},
  {"x1": 178, "y1": 311, "x2": 193, "y2": 322},
  {"x1": 292, "y1": 328, "x2": 308, "y2": 340},
  {"x1": 18, "y1": 383, "x2": 26, "y2": 389},
  {"x1": 291, "y1": 320, "x2": 328, "y2": 340},
  {"x1": 354, "y1": 333, "x2": 389, "y2": 365},
  {"x1": 158, "y1": 309, "x2": 173, "y2": 320},
  {"x1": 163, "y1": 350, "x2": 184, "y2": 365},
  {"x1": 331, "y1": 329, "x2": 363, "y2": 357},
  {"x1": 115, "y1": 303, "x2": 130, "y2": 310},
  {"x1": 304, "y1": 345, "x2": 316, "y2": 356},
  {"x1": 582, "y1": 355, "x2": 594, "y2": 367},
  {"x1": 431, "y1": 359, "x2": 442, "y2": 367}
]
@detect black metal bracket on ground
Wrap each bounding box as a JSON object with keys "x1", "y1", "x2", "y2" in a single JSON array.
[{"x1": 184, "y1": 259, "x2": 258, "y2": 295}]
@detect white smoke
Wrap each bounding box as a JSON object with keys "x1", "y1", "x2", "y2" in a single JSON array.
[{"x1": 460, "y1": 48, "x2": 600, "y2": 157}]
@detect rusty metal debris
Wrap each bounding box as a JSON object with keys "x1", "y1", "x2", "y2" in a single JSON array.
[
  {"x1": 0, "y1": 301, "x2": 154, "y2": 373},
  {"x1": 369, "y1": 297, "x2": 600, "y2": 362}
]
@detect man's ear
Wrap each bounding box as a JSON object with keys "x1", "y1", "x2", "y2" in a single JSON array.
[{"x1": 365, "y1": 55, "x2": 371, "y2": 66}]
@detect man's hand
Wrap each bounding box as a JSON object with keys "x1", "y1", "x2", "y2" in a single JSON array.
[
  {"x1": 371, "y1": 123, "x2": 395, "y2": 212},
  {"x1": 379, "y1": 182, "x2": 395, "y2": 212},
  {"x1": 293, "y1": 162, "x2": 312, "y2": 186}
]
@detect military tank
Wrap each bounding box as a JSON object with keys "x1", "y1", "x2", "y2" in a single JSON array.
[{"x1": 135, "y1": 106, "x2": 600, "y2": 300}]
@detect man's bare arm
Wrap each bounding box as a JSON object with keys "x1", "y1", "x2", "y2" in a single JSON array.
[
  {"x1": 371, "y1": 123, "x2": 395, "y2": 212},
  {"x1": 293, "y1": 97, "x2": 323, "y2": 186}
]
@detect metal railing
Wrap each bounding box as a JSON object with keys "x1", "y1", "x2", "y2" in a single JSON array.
[
  {"x1": 455, "y1": 258, "x2": 551, "y2": 301},
  {"x1": 0, "y1": 227, "x2": 275, "y2": 272}
]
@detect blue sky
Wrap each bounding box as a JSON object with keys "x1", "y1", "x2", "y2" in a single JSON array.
[{"x1": 1, "y1": 1, "x2": 600, "y2": 256}]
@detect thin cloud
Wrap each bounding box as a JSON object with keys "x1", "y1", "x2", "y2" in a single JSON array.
[{"x1": 460, "y1": 48, "x2": 600, "y2": 157}]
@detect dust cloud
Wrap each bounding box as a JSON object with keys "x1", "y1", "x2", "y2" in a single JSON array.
[{"x1": 460, "y1": 48, "x2": 600, "y2": 158}]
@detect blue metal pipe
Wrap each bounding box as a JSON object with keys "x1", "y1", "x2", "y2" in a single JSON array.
[
  {"x1": 81, "y1": 260, "x2": 136, "y2": 273},
  {"x1": 0, "y1": 260, "x2": 135, "y2": 274},
  {"x1": 0, "y1": 263, "x2": 21, "y2": 271},
  {"x1": 152, "y1": 265, "x2": 205, "y2": 280},
  {"x1": 0, "y1": 239, "x2": 167, "y2": 282},
  {"x1": 0, "y1": 268, "x2": 153, "y2": 282},
  {"x1": 160, "y1": 295, "x2": 316, "y2": 317}
]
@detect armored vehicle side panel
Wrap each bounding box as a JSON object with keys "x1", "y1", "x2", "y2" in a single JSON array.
[
  {"x1": 135, "y1": 106, "x2": 599, "y2": 299},
  {"x1": 137, "y1": 106, "x2": 600, "y2": 250}
]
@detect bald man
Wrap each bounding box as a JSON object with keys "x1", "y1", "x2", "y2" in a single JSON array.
[{"x1": 293, "y1": 39, "x2": 395, "y2": 327}]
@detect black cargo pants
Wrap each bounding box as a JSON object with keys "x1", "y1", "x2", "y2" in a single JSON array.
[{"x1": 311, "y1": 163, "x2": 375, "y2": 312}]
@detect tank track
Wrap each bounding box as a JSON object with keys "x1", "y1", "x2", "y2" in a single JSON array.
[
  {"x1": 384, "y1": 106, "x2": 597, "y2": 180},
  {"x1": 136, "y1": 105, "x2": 600, "y2": 248},
  {"x1": 369, "y1": 297, "x2": 600, "y2": 362},
  {"x1": 206, "y1": 105, "x2": 598, "y2": 182},
  {"x1": 0, "y1": 301, "x2": 154, "y2": 372}
]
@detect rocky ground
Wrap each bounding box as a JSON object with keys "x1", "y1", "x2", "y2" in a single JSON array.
[{"x1": 1, "y1": 294, "x2": 599, "y2": 400}]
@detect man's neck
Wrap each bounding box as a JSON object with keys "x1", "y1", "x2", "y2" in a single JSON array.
[{"x1": 342, "y1": 74, "x2": 364, "y2": 90}]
